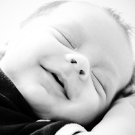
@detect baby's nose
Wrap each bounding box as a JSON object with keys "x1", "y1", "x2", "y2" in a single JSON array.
[{"x1": 65, "y1": 53, "x2": 90, "y2": 81}]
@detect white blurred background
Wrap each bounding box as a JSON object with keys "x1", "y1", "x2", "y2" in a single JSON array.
[{"x1": 0, "y1": 0, "x2": 135, "y2": 57}]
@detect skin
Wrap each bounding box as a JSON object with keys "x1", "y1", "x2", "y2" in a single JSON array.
[{"x1": 0, "y1": 1, "x2": 133, "y2": 124}]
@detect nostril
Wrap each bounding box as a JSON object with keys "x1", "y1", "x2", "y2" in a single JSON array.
[
  {"x1": 70, "y1": 59, "x2": 77, "y2": 64},
  {"x1": 79, "y1": 70, "x2": 85, "y2": 75}
]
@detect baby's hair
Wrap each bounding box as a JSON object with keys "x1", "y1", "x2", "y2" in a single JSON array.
[{"x1": 104, "y1": 8, "x2": 132, "y2": 43}]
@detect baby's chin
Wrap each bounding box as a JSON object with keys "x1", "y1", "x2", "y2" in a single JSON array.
[{"x1": 38, "y1": 98, "x2": 100, "y2": 125}]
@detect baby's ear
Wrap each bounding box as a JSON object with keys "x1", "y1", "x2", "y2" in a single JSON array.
[{"x1": 0, "y1": 41, "x2": 8, "y2": 60}]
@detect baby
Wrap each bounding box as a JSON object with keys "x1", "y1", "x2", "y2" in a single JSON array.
[{"x1": 0, "y1": 0, "x2": 135, "y2": 135}]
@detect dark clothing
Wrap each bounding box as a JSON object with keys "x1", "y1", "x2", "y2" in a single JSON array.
[
  {"x1": 0, "y1": 69, "x2": 71, "y2": 135},
  {"x1": 1, "y1": 68, "x2": 121, "y2": 135}
]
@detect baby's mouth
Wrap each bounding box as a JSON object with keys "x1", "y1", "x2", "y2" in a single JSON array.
[
  {"x1": 40, "y1": 65, "x2": 69, "y2": 99},
  {"x1": 51, "y1": 73, "x2": 69, "y2": 99},
  {"x1": 51, "y1": 72, "x2": 64, "y2": 88}
]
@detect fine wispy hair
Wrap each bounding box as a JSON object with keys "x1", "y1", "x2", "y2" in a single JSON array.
[{"x1": 105, "y1": 7, "x2": 133, "y2": 43}]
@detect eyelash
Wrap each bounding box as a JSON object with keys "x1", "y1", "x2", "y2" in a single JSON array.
[
  {"x1": 60, "y1": 32, "x2": 75, "y2": 49},
  {"x1": 53, "y1": 27, "x2": 76, "y2": 49},
  {"x1": 91, "y1": 71, "x2": 104, "y2": 93}
]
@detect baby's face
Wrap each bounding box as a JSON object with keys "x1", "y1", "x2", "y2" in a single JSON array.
[{"x1": 1, "y1": 1, "x2": 133, "y2": 124}]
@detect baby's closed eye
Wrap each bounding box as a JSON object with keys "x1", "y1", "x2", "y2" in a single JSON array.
[{"x1": 91, "y1": 71, "x2": 106, "y2": 99}]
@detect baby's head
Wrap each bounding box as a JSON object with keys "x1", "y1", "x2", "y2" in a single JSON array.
[{"x1": 0, "y1": 0, "x2": 134, "y2": 124}]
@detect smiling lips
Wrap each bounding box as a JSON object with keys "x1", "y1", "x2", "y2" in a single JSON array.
[
  {"x1": 41, "y1": 65, "x2": 69, "y2": 99},
  {"x1": 51, "y1": 72, "x2": 64, "y2": 88},
  {"x1": 51, "y1": 72, "x2": 70, "y2": 99}
]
